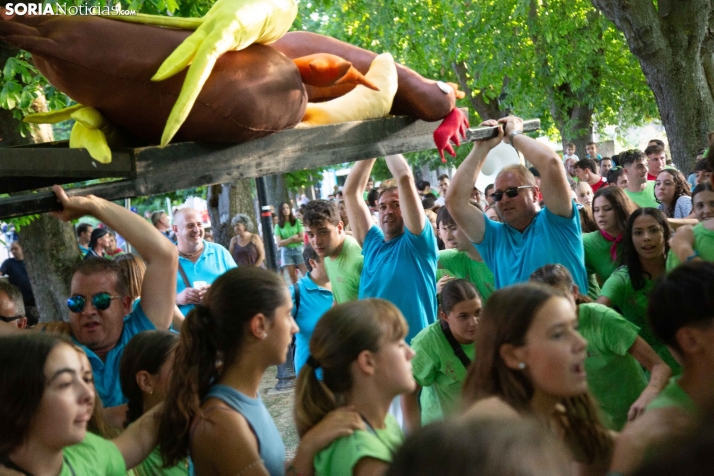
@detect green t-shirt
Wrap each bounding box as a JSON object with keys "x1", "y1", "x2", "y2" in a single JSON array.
[
  {"x1": 324, "y1": 235, "x2": 364, "y2": 304},
  {"x1": 410, "y1": 321, "x2": 476, "y2": 424},
  {"x1": 128, "y1": 446, "x2": 189, "y2": 476},
  {"x1": 274, "y1": 219, "x2": 304, "y2": 249},
  {"x1": 647, "y1": 376, "x2": 698, "y2": 415},
  {"x1": 625, "y1": 182, "x2": 658, "y2": 208},
  {"x1": 314, "y1": 414, "x2": 403, "y2": 476},
  {"x1": 583, "y1": 231, "x2": 621, "y2": 285},
  {"x1": 61, "y1": 432, "x2": 126, "y2": 476},
  {"x1": 437, "y1": 249, "x2": 496, "y2": 302},
  {"x1": 666, "y1": 222, "x2": 714, "y2": 270},
  {"x1": 599, "y1": 267, "x2": 682, "y2": 374},
  {"x1": 578, "y1": 303, "x2": 647, "y2": 430}
]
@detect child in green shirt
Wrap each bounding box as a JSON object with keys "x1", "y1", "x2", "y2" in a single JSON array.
[
  {"x1": 667, "y1": 182, "x2": 714, "y2": 269},
  {"x1": 295, "y1": 299, "x2": 415, "y2": 476},
  {"x1": 404, "y1": 279, "x2": 480, "y2": 429}
]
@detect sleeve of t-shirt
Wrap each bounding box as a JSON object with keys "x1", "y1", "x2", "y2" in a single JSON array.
[
  {"x1": 362, "y1": 225, "x2": 383, "y2": 258},
  {"x1": 675, "y1": 196, "x2": 693, "y2": 219},
  {"x1": 316, "y1": 431, "x2": 394, "y2": 475},
  {"x1": 438, "y1": 249, "x2": 467, "y2": 277},
  {"x1": 297, "y1": 219, "x2": 304, "y2": 234},
  {"x1": 594, "y1": 305, "x2": 640, "y2": 356},
  {"x1": 599, "y1": 269, "x2": 627, "y2": 308},
  {"x1": 274, "y1": 224, "x2": 282, "y2": 240},
  {"x1": 543, "y1": 199, "x2": 581, "y2": 238},
  {"x1": 474, "y1": 216, "x2": 503, "y2": 267},
  {"x1": 410, "y1": 328, "x2": 439, "y2": 387},
  {"x1": 403, "y1": 219, "x2": 438, "y2": 258},
  {"x1": 124, "y1": 301, "x2": 157, "y2": 334},
  {"x1": 666, "y1": 250, "x2": 681, "y2": 271}
]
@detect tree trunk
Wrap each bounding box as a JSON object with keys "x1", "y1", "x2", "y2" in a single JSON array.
[
  {"x1": 18, "y1": 215, "x2": 80, "y2": 322},
  {"x1": 451, "y1": 61, "x2": 508, "y2": 120},
  {"x1": 264, "y1": 173, "x2": 291, "y2": 212},
  {"x1": 591, "y1": 0, "x2": 714, "y2": 172},
  {"x1": 206, "y1": 179, "x2": 257, "y2": 249}
]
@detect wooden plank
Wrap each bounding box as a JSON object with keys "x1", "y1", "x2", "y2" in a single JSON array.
[{"x1": 0, "y1": 113, "x2": 539, "y2": 218}]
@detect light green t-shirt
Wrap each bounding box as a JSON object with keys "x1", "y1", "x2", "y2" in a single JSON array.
[
  {"x1": 666, "y1": 222, "x2": 714, "y2": 270},
  {"x1": 128, "y1": 446, "x2": 189, "y2": 476},
  {"x1": 61, "y1": 432, "x2": 126, "y2": 476},
  {"x1": 324, "y1": 235, "x2": 364, "y2": 304},
  {"x1": 411, "y1": 321, "x2": 476, "y2": 424},
  {"x1": 599, "y1": 267, "x2": 681, "y2": 374},
  {"x1": 647, "y1": 376, "x2": 698, "y2": 415},
  {"x1": 314, "y1": 414, "x2": 403, "y2": 476},
  {"x1": 578, "y1": 303, "x2": 647, "y2": 430},
  {"x1": 583, "y1": 231, "x2": 621, "y2": 285},
  {"x1": 274, "y1": 219, "x2": 304, "y2": 249},
  {"x1": 437, "y1": 249, "x2": 496, "y2": 302},
  {"x1": 625, "y1": 182, "x2": 658, "y2": 208}
]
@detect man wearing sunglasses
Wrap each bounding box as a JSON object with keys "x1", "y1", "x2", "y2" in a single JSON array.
[
  {"x1": 0, "y1": 281, "x2": 27, "y2": 330},
  {"x1": 446, "y1": 116, "x2": 587, "y2": 292},
  {"x1": 51, "y1": 185, "x2": 178, "y2": 410}
]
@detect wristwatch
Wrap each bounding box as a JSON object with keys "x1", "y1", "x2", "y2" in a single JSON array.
[{"x1": 509, "y1": 130, "x2": 524, "y2": 143}]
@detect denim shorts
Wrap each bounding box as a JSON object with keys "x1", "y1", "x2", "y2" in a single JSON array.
[{"x1": 281, "y1": 246, "x2": 304, "y2": 266}]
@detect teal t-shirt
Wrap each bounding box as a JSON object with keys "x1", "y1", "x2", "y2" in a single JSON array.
[
  {"x1": 599, "y1": 267, "x2": 681, "y2": 374},
  {"x1": 324, "y1": 235, "x2": 363, "y2": 304},
  {"x1": 647, "y1": 376, "x2": 698, "y2": 415},
  {"x1": 410, "y1": 321, "x2": 475, "y2": 424},
  {"x1": 359, "y1": 224, "x2": 438, "y2": 343},
  {"x1": 578, "y1": 303, "x2": 647, "y2": 430},
  {"x1": 62, "y1": 432, "x2": 126, "y2": 476},
  {"x1": 128, "y1": 446, "x2": 189, "y2": 476},
  {"x1": 625, "y1": 182, "x2": 658, "y2": 208},
  {"x1": 666, "y1": 222, "x2": 714, "y2": 270},
  {"x1": 274, "y1": 219, "x2": 304, "y2": 249},
  {"x1": 314, "y1": 414, "x2": 403, "y2": 476},
  {"x1": 437, "y1": 249, "x2": 496, "y2": 302}
]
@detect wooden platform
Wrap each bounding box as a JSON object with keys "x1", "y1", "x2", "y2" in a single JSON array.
[{"x1": 0, "y1": 111, "x2": 539, "y2": 218}]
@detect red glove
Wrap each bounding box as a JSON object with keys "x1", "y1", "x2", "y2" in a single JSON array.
[{"x1": 433, "y1": 108, "x2": 469, "y2": 162}]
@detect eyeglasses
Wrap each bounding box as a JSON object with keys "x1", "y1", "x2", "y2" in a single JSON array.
[
  {"x1": 490, "y1": 185, "x2": 533, "y2": 202},
  {"x1": 67, "y1": 292, "x2": 121, "y2": 313},
  {"x1": 0, "y1": 314, "x2": 22, "y2": 323}
]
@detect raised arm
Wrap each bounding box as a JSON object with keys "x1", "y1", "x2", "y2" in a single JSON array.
[
  {"x1": 445, "y1": 120, "x2": 502, "y2": 244},
  {"x1": 51, "y1": 185, "x2": 177, "y2": 330},
  {"x1": 344, "y1": 158, "x2": 377, "y2": 246},
  {"x1": 501, "y1": 116, "x2": 572, "y2": 218},
  {"x1": 385, "y1": 154, "x2": 424, "y2": 235}
]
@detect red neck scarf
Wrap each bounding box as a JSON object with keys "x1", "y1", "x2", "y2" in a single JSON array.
[{"x1": 599, "y1": 229, "x2": 622, "y2": 261}]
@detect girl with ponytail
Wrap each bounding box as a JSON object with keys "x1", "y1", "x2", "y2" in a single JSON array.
[
  {"x1": 295, "y1": 299, "x2": 415, "y2": 476},
  {"x1": 120, "y1": 330, "x2": 185, "y2": 475},
  {"x1": 158, "y1": 267, "x2": 362, "y2": 476}
]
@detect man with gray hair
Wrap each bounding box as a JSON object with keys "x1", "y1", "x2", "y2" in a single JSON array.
[
  {"x1": 447, "y1": 115, "x2": 587, "y2": 291},
  {"x1": 173, "y1": 207, "x2": 237, "y2": 315},
  {"x1": 0, "y1": 281, "x2": 27, "y2": 329},
  {"x1": 151, "y1": 210, "x2": 176, "y2": 243}
]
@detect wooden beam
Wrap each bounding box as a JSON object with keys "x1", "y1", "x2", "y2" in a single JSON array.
[{"x1": 0, "y1": 113, "x2": 539, "y2": 218}]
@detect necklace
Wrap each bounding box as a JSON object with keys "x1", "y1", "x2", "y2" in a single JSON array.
[{"x1": 178, "y1": 242, "x2": 204, "y2": 258}]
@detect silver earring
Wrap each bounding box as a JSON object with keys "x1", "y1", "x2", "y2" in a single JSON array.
[
  {"x1": 518, "y1": 362, "x2": 526, "y2": 370},
  {"x1": 262, "y1": 333, "x2": 268, "y2": 338}
]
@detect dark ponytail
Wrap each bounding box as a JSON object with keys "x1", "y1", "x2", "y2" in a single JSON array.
[
  {"x1": 119, "y1": 330, "x2": 179, "y2": 427},
  {"x1": 159, "y1": 267, "x2": 288, "y2": 466}
]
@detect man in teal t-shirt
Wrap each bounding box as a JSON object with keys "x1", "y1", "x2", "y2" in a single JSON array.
[
  {"x1": 621, "y1": 149, "x2": 659, "y2": 208},
  {"x1": 303, "y1": 200, "x2": 363, "y2": 304},
  {"x1": 344, "y1": 154, "x2": 438, "y2": 343}
]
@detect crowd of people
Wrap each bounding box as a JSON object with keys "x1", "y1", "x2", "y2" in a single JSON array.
[{"x1": 1, "y1": 115, "x2": 714, "y2": 476}]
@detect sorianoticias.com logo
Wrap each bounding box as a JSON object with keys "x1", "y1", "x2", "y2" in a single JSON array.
[{"x1": 5, "y1": 3, "x2": 137, "y2": 15}]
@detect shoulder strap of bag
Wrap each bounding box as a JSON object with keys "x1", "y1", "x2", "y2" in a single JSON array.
[
  {"x1": 177, "y1": 260, "x2": 192, "y2": 289},
  {"x1": 439, "y1": 320, "x2": 472, "y2": 369}
]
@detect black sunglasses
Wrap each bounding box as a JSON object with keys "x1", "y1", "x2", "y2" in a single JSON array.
[
  {"x1": 490, "y1": 185, "x2": 533, "y2": 202},
  {"x1": 67, "y1": 292, "x2": 121, "y2": 313},
  {"x1": 0, "y1": 314, "x2": 22, "y2": 323}
]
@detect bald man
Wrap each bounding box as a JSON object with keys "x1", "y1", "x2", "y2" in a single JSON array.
[{"x1": 173, "y1": 208, "x2": 237, "y2": 316}]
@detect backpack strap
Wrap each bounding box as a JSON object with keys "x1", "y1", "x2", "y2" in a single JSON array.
[{"x1": 439, "y1": 320, "x2": 472, "y2": 369}]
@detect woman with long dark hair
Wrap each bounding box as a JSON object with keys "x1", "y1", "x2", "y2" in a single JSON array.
[
  {"x1": 158, "y1": 267, "x2": 361, "y2": 476},
  {"x1": 120, "y1": 330, "x2": 185, "y2": 475},
  {"x1": 0, "y1": 334, "x2": 161, "y2": 475},
  {"x1": 462, "y1": 284, "x2": 613, "y2": 471},
  {"x1": 274, "y1": 202, "x2": 307, "y2": 284},
  {"x1": 597, "y1": 208, "x2": 681, "y2": 374}
]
